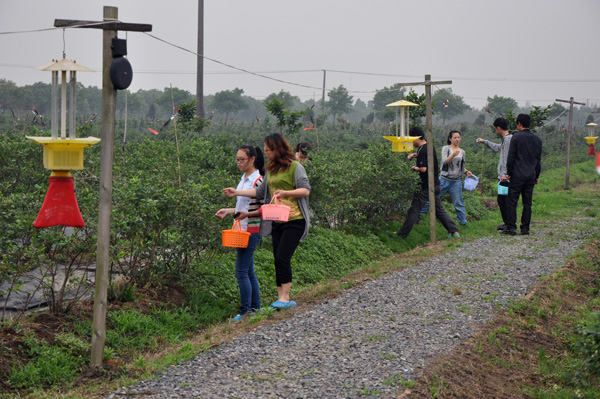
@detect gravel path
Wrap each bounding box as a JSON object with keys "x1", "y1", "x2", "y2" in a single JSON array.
[{"x1": 109, "y1": 218, "x2": 597, "y2": 399}]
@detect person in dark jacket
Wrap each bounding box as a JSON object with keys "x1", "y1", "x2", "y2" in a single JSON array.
[
  {"x1": 503, "y1": 114, "x2": 542, "y2": 236},
  {"x1": 396, "y1": 127, "x2": 460, "y2": 239}
]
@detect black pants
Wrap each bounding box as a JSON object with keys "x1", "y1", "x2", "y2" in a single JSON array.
[
  {"x1": 397, "y1": 185, "x2": 459, "y2": 239},
  {"x1": 271, "y1": 219, "x2": 305, "y2": 286},
  {"x1": 506, "y1": 178, "x2": 535, "y2": 232},
  {"x1": 497, "y1": 193, "x2": 509, "y2": 225}
]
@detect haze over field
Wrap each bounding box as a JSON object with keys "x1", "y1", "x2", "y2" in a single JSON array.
[{"x1": 1, "y1": 0, "x2": 599, "y2": 109}]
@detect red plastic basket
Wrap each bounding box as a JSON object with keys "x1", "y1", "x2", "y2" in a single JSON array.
[
  {"x1": 261, "y1": 197, "x2": 291, "y2": 222},
  {"x1": 222, "y1": 220, "x2": 250, "y2": 248}
]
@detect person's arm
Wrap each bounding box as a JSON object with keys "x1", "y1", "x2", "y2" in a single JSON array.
[
  {"x1": 505, "y1": 136, "x2": 517, "y2": 178},
  {"x1": 462, "y1": 150, "x2": 472, "y2": 176},
  {"x1": 215, "y1": 208, "x2": 235, "y2": 219},
  {"x1": 235, "y1": 209, "x2": 260, "y2": 220},
  {"x1": 274, "y1": 188, "x2": 310, "y2": 198},
  {"x1": 477, "y1": 138, "x2": 501, "y2": 152},
  {"x1": 223, "y1": 187, "x2": 256, "y2": 198}
]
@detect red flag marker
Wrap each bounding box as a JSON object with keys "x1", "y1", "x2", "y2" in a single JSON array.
[{"x1": 148, "y1": 127, "x2": 159, "y2": 135}]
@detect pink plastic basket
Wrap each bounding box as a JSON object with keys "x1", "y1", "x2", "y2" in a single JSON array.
[{"x1": 261, "y1": 197, "x2": 291, "y2": 222}]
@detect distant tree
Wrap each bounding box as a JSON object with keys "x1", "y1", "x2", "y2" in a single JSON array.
[
  {"x1": 405, "y1": 89, "x2": 428, "y2": 125},
  {"x1": 326, "y1": 85, "x2": 353, "y2": 124},
  {"x1": 211, "y1": 88, "x2": 249, "y2": 123},
  {"x1": 504, "y1": 105, "x2": 552, "y2": 132},
  {"x1": 146, "y1": 103, "x2": 159, "y2": 119},
  {"x1": 586, "y1": 114, "x2": 595, "y2": 124},
  {"x1": 487, "y1": 95, "x2": 518, "y2": 116},
  {"x1": 264, "y1": 97, "x2": 305, "y2": 135},
  {"x1": 372, "y1": 83, "x2": 406, "y2": 122},
  {"x1": 156, "y1": 87, "x2": 194, "y2": 117},
  {"x1": 432, "y1": 88, "x2": 470, "y2": 125},
  {"x1": 265, "y1": 90, "x2": 299, "y2": 109}
]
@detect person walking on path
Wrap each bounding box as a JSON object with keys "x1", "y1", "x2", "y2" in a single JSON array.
[
  {"x1": 396, "y1": 127, "x2": 460, "y2": 239},
  {"x1": 225, "y1": 133, "x2": 311, "y2": 310},
  {"x1": 477, "y1": 117, "x2": 513, "y2": 231},
  {"x1": 420, "y1": 130, "x2": 472, "y2": 226},
  {"x1": 216, "y1": 146, "x2": 265, "y2": 322},
  {"x1": 503, "y1": 114, "x2": 542, "y2": 236}
]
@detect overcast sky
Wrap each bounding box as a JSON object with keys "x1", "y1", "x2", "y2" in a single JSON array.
[{"x1": 1, "y1": 0, "x2": 599, "y2": 109}]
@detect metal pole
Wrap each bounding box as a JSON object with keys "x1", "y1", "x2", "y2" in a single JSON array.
[
  {"x1": 69, "y1": 71, "x2": 76, "y2": 139},
  {"x1": 51, "y1": 71, "x2": 58, "y2": 139},
  {"x1": 61, "y1": 70, "x2": 67, "y2": 138},
  {"x1": 425, "y1": 75, "x2": 436, "y2": 244},
  {"x1": 91, "y1": 5, "x2": 118, "y2": 366}
]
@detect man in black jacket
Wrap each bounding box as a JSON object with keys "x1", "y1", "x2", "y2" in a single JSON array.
[
  {"x1": 503, "y1": 114, "x2": 542, "y2": 235},
  {"x1": 396, "y1": 126, "x2": 460, "y2": 239}
]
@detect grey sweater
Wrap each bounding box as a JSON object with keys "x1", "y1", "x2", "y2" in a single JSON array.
[
  {"x1": 481, "y1": 134, "x2": 512, "y2": 180},
  {"x1": 255, "y1": 161, "x2": 311, "y2": 242}
]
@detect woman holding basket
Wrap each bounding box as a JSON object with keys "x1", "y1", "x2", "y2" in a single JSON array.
[
  {"x1": 224, "y1": 133, "x2": 310, "y2": 310},
  {"x1": 216, "y1": 145, "x2": 265, "y2": 322}
]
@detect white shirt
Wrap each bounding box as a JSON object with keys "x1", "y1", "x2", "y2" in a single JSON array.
[{"x1": 235, "y1": 169, "x2": 261, "y2": 231}]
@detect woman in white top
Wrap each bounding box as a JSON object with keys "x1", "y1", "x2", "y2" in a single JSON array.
[{"x1": 216, "y1": 146, "x2": 265, "y2": 322}]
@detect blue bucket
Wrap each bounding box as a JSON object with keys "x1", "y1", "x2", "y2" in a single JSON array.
[
  {"x1": 464, "y1": 175, "x2": 478, "y2": 191},
  {"x1": 497, "y1": 181, "x2": 509, "y2": 196}
]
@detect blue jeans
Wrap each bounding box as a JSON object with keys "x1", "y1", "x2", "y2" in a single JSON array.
[
  {"x1": 235, "y1": 233, "x2": 262, "y2": 314},
  {"x1": 420, "y1": 177, "x2": 467, "y2": 225}
]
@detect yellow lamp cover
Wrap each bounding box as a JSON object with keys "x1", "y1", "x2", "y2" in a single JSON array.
[
  {"x1": 27, "y1": 136, "x2": 101, "y2": 171},
  {"x1": 383, "y1": 136, "x2": 420, "y2": 152}
]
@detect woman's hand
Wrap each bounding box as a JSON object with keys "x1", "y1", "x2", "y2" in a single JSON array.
[
  {"x1": 273, "y1": 190, "x2": 287, "y2": 199},
  {"x1": 223, "y1": 187, "x2": 237, "y2": 198},
  {"x1": 465, "y1": 170, "x2": 473, "y2": 177},
  {"x1": 452, "y1": 149, "x2": 460, "y2": 157},
  {"x1": 235, "y1": 211, "x2": 250, "y2": 220},
  {"x1": 215, "y1": 209, "x2": 229, "y2": 219}
]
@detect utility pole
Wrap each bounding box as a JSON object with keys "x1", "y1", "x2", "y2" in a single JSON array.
[
  {"x1": 556, "y1": 97, "x2": 585, "y2": 189},
  {"x1": 321, "y1": 69, "x2": 326, "y2": 119},
  {"x1": 383, "y1": 75, "x2": 452, "y2": 243},
  {"x1": 196, "y1": 0, "x2": 204, "y2": 119},
  {"x1": 55, "y1": 8, "x2": 152, "y2": 366}
]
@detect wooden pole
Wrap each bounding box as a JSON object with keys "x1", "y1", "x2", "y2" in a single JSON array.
[
  {"x1": 556, "y1": 97, "x2": 585, "y2": 190},
  {"x1": 91, "y1": 5, "x2": 118, "y2": 366},
  {"x1": 196, "y1": 0, "x2": 204, "y2": 119},
  {"x1": 424, "y1": 75, "x2": 436, "y2": 244}
]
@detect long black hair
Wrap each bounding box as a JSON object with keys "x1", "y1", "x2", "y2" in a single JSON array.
[
  {"x1": 239, "y1": 145, "x2": 265, "y2": 176},
  {"x1": 447, "y1": 130, "x2": 461, "y2": 145}
]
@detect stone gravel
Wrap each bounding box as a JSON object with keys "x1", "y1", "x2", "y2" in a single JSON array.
[{"x1": 109, "y1": 218, "x2": 597, "y2": 399}]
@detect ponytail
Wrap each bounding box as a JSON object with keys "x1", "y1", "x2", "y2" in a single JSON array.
[{"x1": 239, "y1": 145, "x2": 265, "y2": 176}]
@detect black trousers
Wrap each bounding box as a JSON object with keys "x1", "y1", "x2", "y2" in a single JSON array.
[
  {"x1": 506, "y1": 178, "x2": 535, "y2": 232},
  {"x1": 497, "y1": 193, "x2": 509, "y2": 225},
  {"x1": 271, "y1": 219, "x2": 305, "y2": 286},
  {"x1": 397, "y1": 185, "x2": 459, "y2": 239}
]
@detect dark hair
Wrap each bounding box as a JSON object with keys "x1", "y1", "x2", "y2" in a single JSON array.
[
  {"x1": 294, "y1": 142, "x2": 313, "y2": 156},
  {"x1": 239, "y1": 145, "x2": 265, "y2": 176},
  {"x1": 408, "y1": 126, "x2": 425, "y2": 139},
  {"x1": 493, "y1": 117, "x2": 509, "y2": 131},
  {"x1": 516, "y1": 114, "x2": 531, "y2": 128},
  {"x1": 447, "y1": 130, "x2": 461, "y2": 145},
  {"x1": 264, "y1": 133, "x2": 294, "y2": 174}
]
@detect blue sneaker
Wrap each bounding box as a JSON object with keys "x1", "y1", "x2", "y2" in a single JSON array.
[
  {"x1": 231, "y1": 314, "x2": 244, "y2": 322},
  {"x1": 448, "y1": 232, "x2": 461, "y2": 238},
  {"x1": 269, "y1": 300, "x2": 298, "y2": 310}
]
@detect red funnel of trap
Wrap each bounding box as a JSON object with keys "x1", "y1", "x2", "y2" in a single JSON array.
[
  {"x1": 588, "y1": 144, "x2": 596, "y2": 156},
  {"x1": 34, "y1": 176, "x2": 85, "y2": 228}
]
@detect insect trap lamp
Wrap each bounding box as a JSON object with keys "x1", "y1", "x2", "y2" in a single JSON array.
[
  {"x1": 383, "y1": 100, "x2": 420, "y2": 152},
  {"x1": 585, "y1": 122, "x2": 598, "y2": 156},
  {"x1": 27, "y1": 58, "x2": 100, "y2": 229}
]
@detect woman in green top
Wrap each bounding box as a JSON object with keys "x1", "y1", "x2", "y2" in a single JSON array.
[{"x1": 224, "y1": 133, "x2": 311, "y2": 310}]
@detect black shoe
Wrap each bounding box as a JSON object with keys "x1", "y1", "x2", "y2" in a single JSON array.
[
  {"x1": 521, "y1": 230, "x2": 530, "y2": 235},
  {"x1": 496, "y1": 224, "x2": 506, "y2": 230},
  {"x1": 500, "y1": 229, "x2": 517, "y2": 236}
]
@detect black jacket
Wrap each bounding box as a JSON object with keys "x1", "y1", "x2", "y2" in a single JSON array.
[{"x1": 506, "y1": 129, "x2": 542, "y2": 180}]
